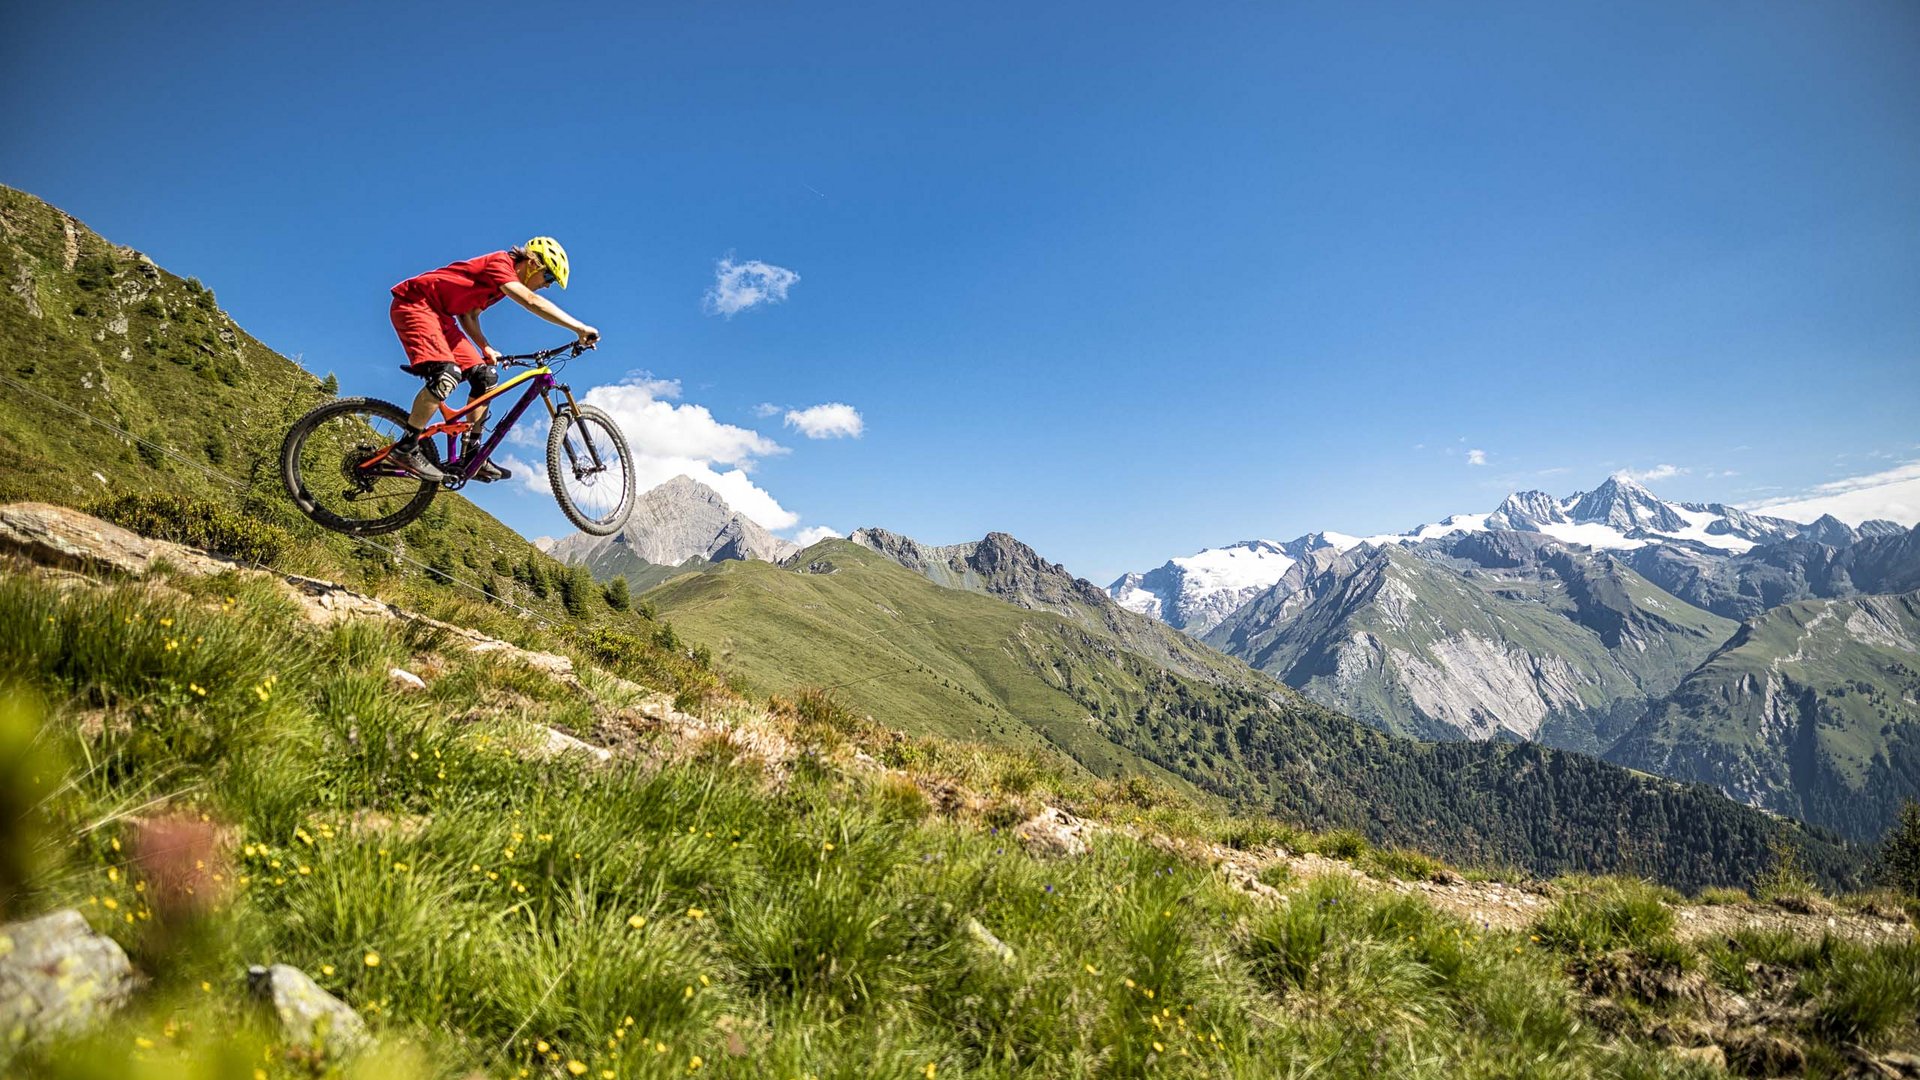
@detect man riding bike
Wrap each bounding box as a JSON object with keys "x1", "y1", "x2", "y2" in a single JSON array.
[{"x1": 386, "y1": 236, "x2": 599, "y2": 481}]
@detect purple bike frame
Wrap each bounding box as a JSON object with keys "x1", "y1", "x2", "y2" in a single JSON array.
[{"x1": 436, "y1": 370, "x2": 556, "y2": 483}]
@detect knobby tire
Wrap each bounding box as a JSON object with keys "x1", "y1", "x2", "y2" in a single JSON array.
[
  {"x1": 281, "y1": 396, "x2": 439, "y2": 536},
  {"x1": 546, "y1": 404, "x2": 635, "y2": 536}
]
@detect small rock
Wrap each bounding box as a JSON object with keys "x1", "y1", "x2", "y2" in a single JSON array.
[
  {"x1": 1429, "y1": 868, "x2": 1465, "y2": 885},
  {"x1": 1874, "y1": 1051, "x2": 1920, "y2": 1078},
  {"x1": 1013, "y1": 806, "x2": 1093, "y2": 858},
  {"x1": 0, "y1": 910, "x2": 138, "y2": 1055},
  {"x1": 1671, "y1": 1045, "x2": 1725, "y2": 1071},
  {"x1": 536, "y1": 725, "x2": 613, "y2": 764},
  {"x1": 387, "y1": 668, "x2": 426, "y2": 692},
  {"x1": 965, "y1": 918, "x2": 1017, "y2": 963},
  {"x1": 247, "y1": 964, "x2": 368, "y2": 1056}
]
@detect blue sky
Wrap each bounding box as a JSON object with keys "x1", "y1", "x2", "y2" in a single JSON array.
[{"x1": 5, "y1": 0, "x2": 1917, "y2": 582}]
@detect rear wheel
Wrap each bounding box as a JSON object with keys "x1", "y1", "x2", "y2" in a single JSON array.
[
  {"x1": 281, "y1": 396, "x2": 439, "y2": 536},
  {"x1": 546, "y1": 404, "x2": 635, "y2": 536}
]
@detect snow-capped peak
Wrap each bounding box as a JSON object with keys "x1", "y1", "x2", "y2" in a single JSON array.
[
  {"x1": 1109, "y1": 539, "x2": 1302, "y2": 635},
  {"x1": 1108, "y1": 474, "x2": 1855, "y2": 633}
]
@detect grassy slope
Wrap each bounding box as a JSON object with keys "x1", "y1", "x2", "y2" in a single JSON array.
[
  {"x1": 646, "y1": 542, "x2": 1863, "y2": 892},
  {"x1": 640, "y1": 540, "x2": 1195, "y2": 784},
  {"x1": 0, "y1": 184, "x2": 590, "y2": 625},
  {"x1": 9, "y1": 562, "x2": 1917, "y2": 1079},
  {"x1": 1609, "y1": 591, "x2": 1920, "y2": 843}
]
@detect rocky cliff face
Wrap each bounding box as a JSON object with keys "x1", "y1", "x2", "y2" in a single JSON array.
[
  {"x1": 1207, "y1": 537, "x2": 1735, "y2": 749},
  {"x1": 548, "y1": 475, "x2": 798, "y2": 582}
]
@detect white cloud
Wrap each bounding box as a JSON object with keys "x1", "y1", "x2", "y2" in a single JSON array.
[
  {"x1": 586, "y1": 377, "x2": 783, "y2": 466},
  {"x1": 1743, "y1": 460, "x2": 1920, "y2": 527},
  {"x1": 791, "y1": 525, "x2": 841, "y2": 546},
  {"x1": 540, "y1": 375, "x2": 802, "y2": 530},
  {"x1": 784, "y1": 403, "x2": 864, "y2": 439},
  {"x1": 752, "y1": 402, "x2": 783, "y2": 418},
  {"x1": 1466, "y1": 449, "x2": 1488, "y2": 466},
  {"x1": 704, "y1": 257, "x2": 799, "y2": 317},
  {"x1": 1618, "y1": 464, "x2": 1686, "y2": 482}
]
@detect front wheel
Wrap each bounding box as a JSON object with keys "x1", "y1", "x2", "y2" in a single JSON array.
[
  {"x1": 281, "y1": 396, "x2": 439, "y2": 536},
  {"x1": 547, "y1": 404, "x2": 635, "y2": 536}
]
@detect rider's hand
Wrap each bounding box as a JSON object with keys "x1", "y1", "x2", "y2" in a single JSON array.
[
  {"x1": 577, "y1": 326, "x2": 600, "y2": 348},
  {"x1": 482, "y1": 345, "x2": 503, "y2": 363}
]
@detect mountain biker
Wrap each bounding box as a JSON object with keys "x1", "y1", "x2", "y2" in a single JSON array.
[{"x1": 386, "y1": 237, "x2": 599, "y2": 481}]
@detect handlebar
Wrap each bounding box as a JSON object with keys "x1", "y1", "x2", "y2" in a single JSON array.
[{"x1": 497, "y1": 341, "x2": 595, "y2": 368}]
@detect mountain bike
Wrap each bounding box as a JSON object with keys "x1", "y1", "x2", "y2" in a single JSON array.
[{"x1": 280, "y1": 342, "x2": 635, "y2": 537}]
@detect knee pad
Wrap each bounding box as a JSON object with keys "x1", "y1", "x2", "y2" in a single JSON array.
[
  {"x1": 465, "y1": 363, "x2": 500, "y2": 396},
  {"x1": 422, "y1": 364, "x2": 460, "y2": 402}
]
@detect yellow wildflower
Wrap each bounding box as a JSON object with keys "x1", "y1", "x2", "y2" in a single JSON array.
[
  {"x1": 688, "y1": 1056, "x2": 703, "y2": 1071},
  {"x1": 567, "y1": 1061, "x2": 588, "y2": 1077},
  {"x1": 536, "y1": 1040, "x2": 550, "y2": 1053},
  {"x1": 687, "y1": 907, "x2": 706, "y2": 919},
  {"x1": 363, "y1": 951, "x2": 381, "y2": 967},
  {"x1": 628, "y1": 915, "x2": 646, "y2": 929},
  {"x1": 321, "y1": 965, "x2": 335, "y2": 976},
  {"x1": 1084, "y1": 963, "x2": 1100, "y2": 975}
]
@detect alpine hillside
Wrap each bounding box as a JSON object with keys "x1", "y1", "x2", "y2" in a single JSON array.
[{"x1": 1608, "y1": 590, "x2": 1920, "y2": 844}]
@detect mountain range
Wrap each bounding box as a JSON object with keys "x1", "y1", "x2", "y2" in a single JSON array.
[
  {"x1": 641, "y1": 527, "x2": 1857, "y2": 888},
  {"x1": 1108, "y1": 473, "x2": 1920, "y2": 842}
]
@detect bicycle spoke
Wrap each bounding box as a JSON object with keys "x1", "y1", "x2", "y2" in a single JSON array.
[
  {"x1": 558, "y1": 417, "x2": 628, "y2": 523},
  {"x1": 288, "y1": 404, "x2": 435, "y2": 531}
]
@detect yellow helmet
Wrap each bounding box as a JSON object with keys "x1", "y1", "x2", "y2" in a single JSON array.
[{"x1": 523, "y1": 236, "x2": 569, "y2": 289}]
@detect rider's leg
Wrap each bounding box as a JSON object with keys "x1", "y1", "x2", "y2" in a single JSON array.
[
  {"x1": 406, "y1": 384, "x2": 441, "y2": 431},
  {"x1": 460, "y1": 364, "x2": 508, "y2": 481},
  {"x1": 388, "y1": 364, "x2": 456, "y2": 481}
]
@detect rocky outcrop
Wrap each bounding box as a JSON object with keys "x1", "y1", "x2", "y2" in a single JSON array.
[
  {"x1": 0, "y1": 909, "x2": 138, "y2": 1056},
  {"x1": 547, "y1": 476, "x2": 797, "y2": 576},
  {"x1": 1012, "y1": 806, "x2": 1095, "y2": 858}
]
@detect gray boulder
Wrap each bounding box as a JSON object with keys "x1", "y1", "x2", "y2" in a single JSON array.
[
  {"x1": 0, "y1": 909, "x2": 137, "y2": 1055},
  {"x1": 247, "y1": 964, "x2": 368, "y2": 1056}
]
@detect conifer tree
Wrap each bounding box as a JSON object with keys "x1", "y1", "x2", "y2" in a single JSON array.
[
  {"x1": 1878, "y1": 799, "x2": 1920, "y2": 899},
  {"x1": 603, "y1": 576, "x2": 631, "y2": 612}
]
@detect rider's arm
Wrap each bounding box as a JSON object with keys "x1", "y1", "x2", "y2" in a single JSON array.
[
  {"x1": 456, "y1": 312, "x2": 499, "y2": 361},
  {"x1": 502, "y1": 281, "x2": 600, "y2": 344}
]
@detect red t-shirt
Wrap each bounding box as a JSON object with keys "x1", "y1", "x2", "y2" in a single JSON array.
[{"x1": 390, "y1": 251, "x2": 518, "y2": 317}]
